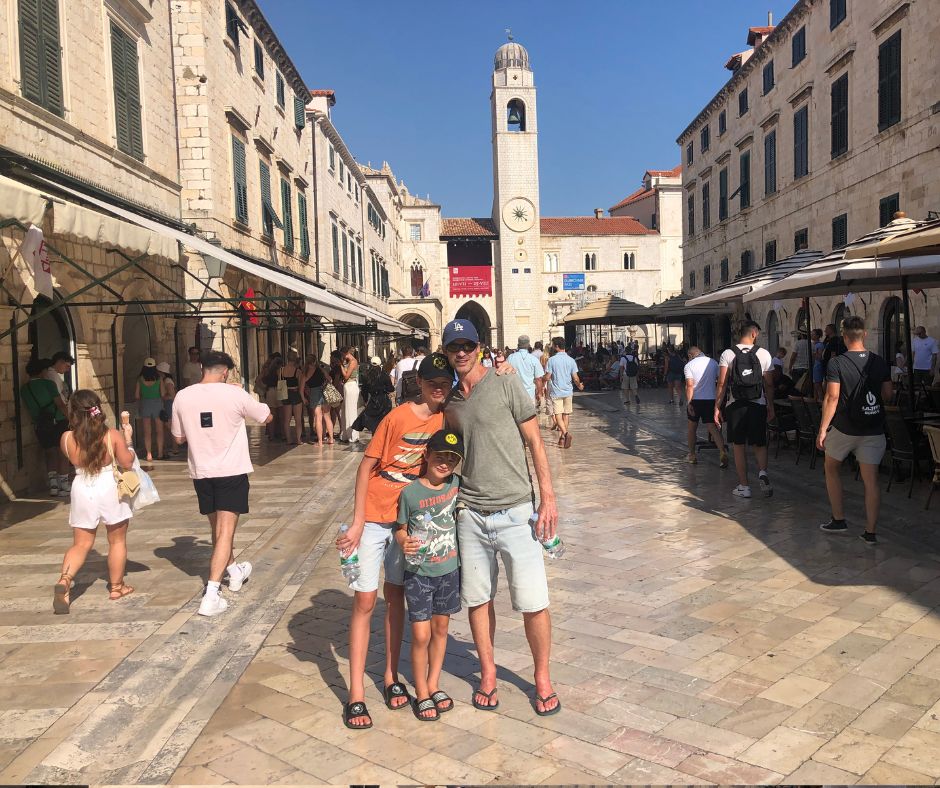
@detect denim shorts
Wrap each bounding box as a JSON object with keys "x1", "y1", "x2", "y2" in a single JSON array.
[
  {"x1": 348, "y1": 521, "x2": 405, "y2": 593},
  {"x1": 457, "y1": 501, "x2": 549, "y2": 613},
  {"x1": 404, "y1": 568, "x2": 461, "y2": 622}
]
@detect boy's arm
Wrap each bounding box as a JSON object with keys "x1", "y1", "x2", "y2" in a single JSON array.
[{"x1": 336, "y1": 455, "x2": 379, "y2": 553}]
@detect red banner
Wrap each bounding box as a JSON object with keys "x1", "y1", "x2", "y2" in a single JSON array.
[
  {"x1": 449, "y1": 266, "x2": 492, "y2": 298},
  {"x1": 240, "y1": 287, "x2": 259, "y2": 325}
]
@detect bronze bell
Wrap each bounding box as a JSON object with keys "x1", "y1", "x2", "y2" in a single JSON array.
[{"x1": 507, "y1": 107, "x2": 522, "y2": 125}]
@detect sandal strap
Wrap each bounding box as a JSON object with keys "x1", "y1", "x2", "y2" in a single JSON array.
[
  {"x1": 346, "y1": 702, "x2": 368, "y2": 717},
  {"x1": 386, "y1": 682, "x2": 408, "y2": 697},
  {"x1": 430, "y1": 691, "x2": 451, "y2": 702},
  {"x1": 415, "y1": 698, "x2": 436, "y2": 713}
]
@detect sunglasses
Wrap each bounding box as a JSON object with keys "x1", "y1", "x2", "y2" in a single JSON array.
[{"x1": 446, "y1": 342, "x2": 479, "y2": 354}]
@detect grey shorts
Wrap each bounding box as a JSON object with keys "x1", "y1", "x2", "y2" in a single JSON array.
[
  {"x1": 404, "y1": 568, "x2": 461, "y2": 622},
  {"x1": 457, "y1": 502, "x2": 549, "y2": 613},
  {"x1": 824, "y1": 426, "x2": 887, "y2": 465},
  {"x1": 139, "y1": 398, "x2": 163, "y2": 419},
  {"x1": 348, "y1": 521, "x2": 405, "y2": 593}
]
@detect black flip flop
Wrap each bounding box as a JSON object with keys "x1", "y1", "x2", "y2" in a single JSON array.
[
  {"x1": 430, "y1": 690, "x2": 453, "y2": 713},
  {"x1": 342, "y1": 701, "x2": 372, "y2": 730},
  {"x1": 412, "y1": 697, "x2": 439, "y2": 722},
  {"x1": 472, "y1": 687, "x2": 500, "y2": 711},
  {"x1": 535, "y1": 692, "x2": 562, "y2": 716},
  {"x1": 383, "y1": 681, "x2": 411, "y2": 710}
]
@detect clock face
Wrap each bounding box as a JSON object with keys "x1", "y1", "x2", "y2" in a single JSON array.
[{"x1": 502, "y1": 197, "x2": 536, "y2": 232}]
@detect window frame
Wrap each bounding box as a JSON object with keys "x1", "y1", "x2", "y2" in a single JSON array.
[
  {"x1": 701, "y1": 182, "x2": 711, "y2": 231},
  {"x1": 18, "y1": 0, "x2": 64, "y2": 116},
  {"x1": 687, "y1": 192, "x2": 695, "y2": 235},
  {"x1": 275, "y1": 71, "x2": 285, "y2": 109},
  {"x1": 718, "y1": 109, "x2": 727, "y2": 136},
  {"x1": 720, "y1": 258, "x2": 729, "y2": 283},
  {"x1": 686, "y1": 142, "x2": 693, "y2": 166},
  {"x1": 739, "y1": 150, "x2": 751, "y2": 210},
  {"x1": 331, "y1": 220, "x2": 340, "y2": 273},
  {"x1": 703, "y1": 264, "x2": 711, "y2": 288},
  {"x1": 231, "y1": 135, "x2": 249, "y2": 225},
  {"x1": 879, "y1": 193, "x2": 900, "y2": 227},
  {"x1": 792, "y1": 26, "x2": 806, "y2": 66},
  {"x1": 877, "y1": 31, "x2": 902, "y2": 132},
  {"x1": 793, "y1": 105, "x2": 809, "y2": 179},
  {"x1": 740, "y1": 250, "x2": 752, "y2": 277},
  {"x1": 297, "y1": 191, "x2": 310, "y2": 259},
  {"x1": 409, "y1": 223, "x2": 422, "y2": 242},
  {"x1": 762, "y1": 60, "x2": 775, "y2": 95},
  {"x1": 700, "y1": 125, "x2": 710, "y2": 153},
  {"x1": 109, "y1": 19, "x2": 144, "y2": 160},
  {"x1": 764, "y1": 130, "x2": 777, "y2": 196},
  {"x1": 280, "y1": 177, "x2": 293, "y2": 252},
  {"x1": 830, "y1": 0, "x2": 846, "y2": 30},
  {"x1": 253, "y1": 40, "x2": 264, "y2": 78},
  {"x1": 584, "y1": 252, "x2": 597, "y2": 271},
  {"x1": 764, "y1": 240, "x2": 777, "y2": 267},
  {"x1": 623, "y1": 252, "x2": 636, "y2": 271},
  {"x1": 831, "y1": 213, "x2": 848, "y2": 250},
  {"x1": 794, "y1": 227, "x2": 809, "y2": 252},
  {"x1": 718, "y1": 167, "x2": 729, "y2": 221},
  {"x1": 738, "y1": 88, "x2": 749, "y2": 117},
  {"x1": 830, "y1": 72, "x2": 849, "y2": 158}
]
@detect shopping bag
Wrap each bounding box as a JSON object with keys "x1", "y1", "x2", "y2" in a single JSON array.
[{"x1": 131, "y1": 454, "x2": 160, "y2": 510}]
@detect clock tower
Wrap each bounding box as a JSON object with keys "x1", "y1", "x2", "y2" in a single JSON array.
[{"x1": 491, "y1": 38, "x2": 541, "y2": 346}]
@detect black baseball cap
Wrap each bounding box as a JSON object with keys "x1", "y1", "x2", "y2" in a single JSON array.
[
  {"x1": 418, "y1": 352, "x2": 454, "y2": 381},
  {"x1": 426, "y1": 429, "x2": 464, "y2": 459}
]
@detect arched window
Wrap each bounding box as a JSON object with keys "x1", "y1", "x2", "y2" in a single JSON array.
[
  {"x1": 410, "y1": 263, "x2": 424, "y2": 297},
  {"x1": 766, "y1": 310, "x2": 779, "y2": 354},
  {"x1": 623, "y1": 252, "x2": 636, "y2": 270},
  {"x1": 795, "y1": 305, "x2": 809, "y2": 336},
  {"x1": 507, "y1": 99, "x2": 526, "y2": 132},
  {"x1": 587, "y1": 284, "x2": 598, "y2": 292},
  {"x1": 833, "y1": 302, "x2": 850, "y2": 332},
  {"x1": 547, "y1": 285, "x2": 558, "y2": 294},
  {"x1": 584, "y1": 253, "x2": 597, "y2": 271},
  {"x1": 882, "y1": 296, "x2": 904, "y2": 359},
  {"x1": 543, "y1": 252, "x2": 558, "y2": 272}
]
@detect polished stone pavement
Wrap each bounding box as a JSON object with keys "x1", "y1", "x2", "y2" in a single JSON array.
[{"x1": 2, "y1": 390, "x2": 940, "y2": 784}]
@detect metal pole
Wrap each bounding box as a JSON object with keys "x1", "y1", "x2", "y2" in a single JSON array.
[
  {"x1": 804, "y1": 297, "x2": 813, "y2": 394},
  {"x1": 11, "y1": 315, "x2": 23, "y2": 469},
  {"x1": 901, "y1": 276, "x2": 916, "y2": 413}
]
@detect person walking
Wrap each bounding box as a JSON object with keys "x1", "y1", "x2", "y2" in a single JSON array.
[
  {"x1": 335, "y1": 353, "x2": 453, "y2": 730},
  {"x1": 278, "y1": 350, "x2": 305, "y2": 445},
  {"x1": 181, "y1": 346, "x2": 203, "y2": 388},
  {"x1": 254, "y1": 354, "x2": 283, "y2": 442},
  {"x1": 21, "y1": 357, "x2": 71, "y2": 496},
  {"x1": 391, "y1": 346, "x2": 418, "y2": 405},
  {"x1": 442, "y1": 319, "x2": 561, "y2": 717},
  {"x1": 135, "y1": 358, "x2": 164, "y2": 461},
  {"x1": 714, "y1": 321, "x2": 776, "y2": 499},
  {"x1": 338, "y1": 347, "x2": 361, "y2": 444},
  {"x1": 507, "y1": 335, "x2": 545, "y2": 405},
  {"x1": 912, "y1": 326, "x2": 938, "y2": 387},
  {"x1": 618, "y1": 345, "x2": 641, "y2": 406},
  {"x1": 665, "y1": 347, "x2": 685, "y2": 405},
  {"x1": 157, "y1": 362, "x2": 178, "y2": 457},
  {"x1": 170, "y1": 351, "x2": 272, "y2": 617},
  {"x1": 683, "y1": 347, "x2": 728, "y2": 467},
  {"x1": 53, "y1": 390, "x2": 136, "y2": 613},
  {"x1": 811, "y1": 328, "x2": 826, "y2": 400},
  {"x1": 301, "y1": 357, "x2": 328, "y2": 444},
  {"x1": 545, "y1": 336, "x2": 583, "y2": 449},
  {"x1": 817, "y1": 316, "x2": 893, "y2": 544}
]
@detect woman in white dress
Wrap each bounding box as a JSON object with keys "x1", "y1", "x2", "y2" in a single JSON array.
[
  {"x1": 53, "y1": 390, "x2": 136, "y2": 614},
  {"x1": 338, "y1": 346, "x2": 361, "y2": 443}
]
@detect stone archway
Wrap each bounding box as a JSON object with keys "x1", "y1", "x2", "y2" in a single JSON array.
[
  {"x1": 399, "y1": 312, "x2": 432, "y2": 351},
  {"x1": 454, "y1": 301, "x2": 492, "y2": 347}
]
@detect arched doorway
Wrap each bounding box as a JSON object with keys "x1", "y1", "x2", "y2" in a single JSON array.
[
  {"x1": 400, "y1": 313, "x2": 431, "y2": 351},
  {"x1": 833, "y1": 303, "x2": 850, "y2": 333},
  {"x1": 28, "y1": 295, "x2": 76, "y2": 390},
  {"x1": 881, "y1": 296, "x2": 904, "y2": 360},
  {"x1": 766, "y1": 311, "x2": 780, "y2": 354},
  {"x1": 454, "y1": 301, "x2": 492, "y2": 347},
  {"x1": 718, "y1": 315, "x2": 733, "y2": 353},
  {"x1": 122, "y1": 301, "x2": 153, "y2": 408}
]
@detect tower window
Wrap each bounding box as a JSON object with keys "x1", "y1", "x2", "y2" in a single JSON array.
[
  {"x1": 623, "y1": 252, "x2": 635, "y2": 270},
  {"x1": 584, "y1": 253, "x2": 597, "y2": 271},
  {"x1": 507, "y1": 99, "x2": 526, "y2": 132},
  {"x1": 543, "y1": 252, "x2": 559, "y2": 272},
  {"x1": 409, "y1": 223, "x2": 422, "y2": 241}
]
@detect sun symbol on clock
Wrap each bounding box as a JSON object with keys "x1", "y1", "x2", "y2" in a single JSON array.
[{"x1": 512, "y1": 205, "x2": 528, "y2": 222}]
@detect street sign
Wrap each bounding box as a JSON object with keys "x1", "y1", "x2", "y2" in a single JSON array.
[{"x1": 563, "y1": 273, "x2": 585, "y2": 291}]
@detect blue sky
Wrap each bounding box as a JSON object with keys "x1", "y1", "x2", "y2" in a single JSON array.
[{"x1": 263, "y1": 1, "x2": 794, "y2": 218}]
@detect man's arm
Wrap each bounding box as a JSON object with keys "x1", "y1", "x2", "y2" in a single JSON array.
[
  {"x1": 817, "y1": 381, "x2": 841, "y2": 449},
  {"x1": 763, "y1": 370, "x2": 776, "y2": 422},
  {"x1": 570, "y1": 369, "x2": 585, "y2": 391},
  {"x1": 714, "y1": 366, "x2": 729, "y2": 426},
  {"x1": 684, "y1": 376, "x2": 695, "y2": 414},
  {"x1": 519, "y1": 417, "x2": 557, "y2": 540}
]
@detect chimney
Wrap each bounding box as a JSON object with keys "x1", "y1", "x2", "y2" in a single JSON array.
[
  {"x1": 768, "y1": 10, "x2": 773, "y2": 25},
  {"x1": 594, "y1": 208, "x2": 604, "y2": 219}
]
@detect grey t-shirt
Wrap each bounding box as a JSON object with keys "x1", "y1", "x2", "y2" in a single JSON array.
[{"x1": 444, "y1": 370, "x2": 537, "y2": 510}]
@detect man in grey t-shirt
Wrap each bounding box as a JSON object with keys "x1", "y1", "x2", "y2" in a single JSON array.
[{"x1": 442, "y1": 318, "x2": 561, "y2": 717}]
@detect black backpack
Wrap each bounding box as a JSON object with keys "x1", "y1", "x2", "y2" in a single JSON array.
[
  {"x1": 399, "y1": 358, "x2": 421, "y2": 400},
  {"x1": 730, "y1": 346, "x2": 764, "y2": 401},
  {"x1": 846, "y1": 354, "x2": 884, "y2": 428},
  {"x1": 622, "y1": 354, "x2": 639, "y2": 376}
]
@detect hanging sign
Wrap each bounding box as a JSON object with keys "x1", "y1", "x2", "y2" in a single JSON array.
[
  {"x1": 563, "y1": 273, "x2": 585, "y2": 291},
  {"x1": 449, "y1": 266, "x2": 492, "y2": 297},
  {"x1": 21, "y1": 224, "x2": 54, "y2": 299}
]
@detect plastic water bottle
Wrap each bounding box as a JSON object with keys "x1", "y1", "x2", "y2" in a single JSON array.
[
  {"x1": 338, "y1": 524, "x2": 360, "y2": 583},
  {"x1": 407, "y1": 513, "x2": 432, "y2": 566},
  {"x1": 530, "y1": 513, "x2": 566, "y2": 559}
]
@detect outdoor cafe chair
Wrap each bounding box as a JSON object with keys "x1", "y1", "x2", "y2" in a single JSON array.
[
  {"x1": 924, "y1": 425, "x2": 940, "y2": 511},
  {"x1": 768, "y1": 401, "x2": 797, "y2": 458},
  {"x1": 884, "y1": 406, "x2": 930, "y2": 498},
  {"x1": 789, "y1": 396, "x2": 818, "y2": 468}
]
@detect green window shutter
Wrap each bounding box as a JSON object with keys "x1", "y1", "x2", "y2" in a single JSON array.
[
  {"x1": 275, "y1": 72, "x2": 285, "y2": 108},
  {"x1": 280, "y1": 178, "x2": 294, "y2": 252},
  {"x1": 111, "y1": 22, "x2": 143, "y2": 160},
  {"x1": 298, "y1": 192, "x2": 310, "y2": 258},
  {"x1": 331, "y1": 223, "x2": 339, "y2": 272},
  {"x1": 19, "y1": 0, "x2": 63, "y2": 115},
  {"x1": 293, "y1": 95, "x2": 305, "y2": 129},
  {"x1": 260, "y1": 162, "x2": 272, "y2": 235},
  {"x1": 231, "y1": 136, "x2": 248, "y2": 224}
]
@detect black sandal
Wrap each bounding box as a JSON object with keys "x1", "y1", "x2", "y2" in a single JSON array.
[
  {"x1": 535, "y1": 692, "x2": 562, "y2": 716},
  {"x1": 412, "y1": 697, "x2": 439, "y2": 722},
  {"x1": 342, "y1": 701, "x2": 372, "y2": 730},
  {"x1": 472, "y1": 687, "x2": 500, "y2": 711},
  {"x1": 383, "y1": 681, "x2": 411, "y2": 710},
  {"x1": 430, "y1": 690, "x2": 453, "y2": 713}
]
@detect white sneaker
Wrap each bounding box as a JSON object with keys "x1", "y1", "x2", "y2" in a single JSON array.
[
  {"x1": 758, "y1": 472, "x2": 773, "y2": 497},
  {"x1": 227, "y1": 561, "x2": 252, "y2": 592},
  {"x1": 198, "y1": 593, "x2": 228, "y2": 617},
  {"x1": 732, "y1": 485, "x2": 752, "y2": 498}
]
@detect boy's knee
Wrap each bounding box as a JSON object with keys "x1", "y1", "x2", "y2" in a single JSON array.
[
  {"x1": 431, "y1": 616, "x2": 450, "y2": 637},
  {"x1": 353, "y1": 591, "x2": 378, "y2": 615},
  {"x1": 411, "y1": 622, "x2": 432, "y2": 644}
]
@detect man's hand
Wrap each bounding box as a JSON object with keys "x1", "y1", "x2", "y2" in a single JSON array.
[
  {"x1": 767, "y1": 403, "x2": 776, "y2": 424},
  {"x1": 713, "y1": 407, "x2": 722, "y2": 427},
  {"x1": 495, "y1": 362, "x2": 516, "y2": 376},
  {"x1": 816, "y1": 430, "x2": 827, "y2": 451},
  {"x1": 535, "y1": 497, "x2": 558, "y2": 541},
  {"x1": 336, "y1": 521, "x2": 364, "y2": 556},
  {"x1": 577, "y1": 381, "x2": 585, "y2": 391}
]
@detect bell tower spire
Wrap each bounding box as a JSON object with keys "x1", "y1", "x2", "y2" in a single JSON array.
[{"x1": 491, "y1": 38, "x2": 541, "y2": 346}]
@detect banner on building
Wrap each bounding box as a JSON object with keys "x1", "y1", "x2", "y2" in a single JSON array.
[
  {"x1": 21, "y1": 224, "x2": 54, "y2": 299},
  {"x1": 240, "y1": 287, "x2": 260, "y2": 325},
  {"x1": 562, "y1": 273, "x2": 585, "y2": 291},
  {"x1": 449, "y1": 266, "x2": 492, "y2": 297}
]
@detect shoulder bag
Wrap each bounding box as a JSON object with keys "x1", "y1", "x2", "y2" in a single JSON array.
[
  {"x1": 275, "y1": 368, "x2": 289, "y2": 402},
  {"x1": 322, "y1": 381, "x2": 344, "y2": 406},
  {"x1": 108, "y1": 433, "x2": 140, "y2": 500}
]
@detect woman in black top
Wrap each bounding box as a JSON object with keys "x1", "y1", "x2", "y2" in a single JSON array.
[
  {"x1": 302, "y1": 357, "x2": 329, "y2": 444},
  {"x1": 280, "y1": 350, "x2": 304, "y2": 445}
]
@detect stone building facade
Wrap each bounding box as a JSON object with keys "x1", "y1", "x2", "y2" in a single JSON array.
[
  {"x1": 0, "y1": 0, "x2": 183, "y2": 494},
  {"x1": 676, "y1": 0, "x2": 940, "y2": 358}
]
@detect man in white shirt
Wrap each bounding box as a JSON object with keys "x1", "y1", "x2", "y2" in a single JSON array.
[
  {"x1": 684, "y1": 347, "x2": 728, "y2": 467},
  {"x1": 715, "y1": 321, "x2": 776, "y2": 499},
  {"x1": 45, "y1": 351, "x2": 73, "y2": 402},
  {"x1": 618, "y1": 348, "x2": 641, "y2": 406},
  {"x1": 507, "y1": 335, "x2": 545, "y2": 405},
  {"x1": 181, "y1": 346, "x2": 202, "y2": 388},
  {"x1": 912, "y1": 326, "x2": 938, "y2": 386},
  {"x1": 530, "y1": 341, "x2": 547, "y2": 410},
  {"x1": 391, "y1": 346, "x2": 420, "y2": 404}
]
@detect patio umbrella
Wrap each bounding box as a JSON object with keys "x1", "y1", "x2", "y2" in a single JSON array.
[
  {"x1": 843, "y1": 218, "x2": 940, "y2": 260},
  {"x1": 686, "y1": 249, "x2": 825, "y2": 307},
  {"x1": 562, "y1": 295, "x2": 656, "y2": 326}
]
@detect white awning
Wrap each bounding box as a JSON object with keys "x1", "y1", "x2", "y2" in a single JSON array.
[
  {"x1": 30, "y1": 176, "x2": 368, "y2": 325},
  {"x1": 0, "y1": 175, "x2": 48, "y2": 226},
  {"x1": 686, "y1": 250, "x2": 825, "y2": 307}
]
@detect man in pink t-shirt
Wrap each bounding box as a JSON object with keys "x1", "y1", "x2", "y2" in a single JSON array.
[{"x1": 172, "y1": 351, "x2": 272, "y2": 617}]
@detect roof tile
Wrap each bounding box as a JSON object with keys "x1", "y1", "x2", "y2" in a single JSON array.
[
  {"x1": 609, "y1": 187, "x2": 654, "y2": 213},
  {"x1": 440, "y1": 217, "x2": 498, "y2": 238},
  {"x1": 540, "y1": 216, "x2": 656, "y2": 236}
]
